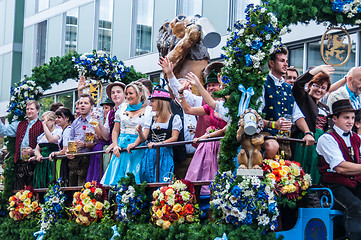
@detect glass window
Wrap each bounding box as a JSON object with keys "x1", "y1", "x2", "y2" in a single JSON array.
[
  {"x1": 98, "y1": 0, "x2": 113, "y2": 53},
  {"x1": 56, "y1": 92, "x2": 74, "y2": 112},
  {"x1": 288, "y1": 46, "x2": 304, "y2": 75},
  {"x1": 234, "y1": 0, "x2": 260, "y2": 21},
  {"x1": 65, "y1": 8, "x2": 78, "y2": 54},
  {"x1": 40, "y1": 95, "x2": 55, "y2": 115},
  {"x1": 37, "y1": 0, "x2": 49, "y2": 13},
  {"x1": 132, "y1": 0, "x2": 154, "y2": 56},
  {"x1": 36, "y1": 21, "x2": 47, "y2": 66},
  {"x1": 177, "y1": 0, "x2": 203, "y2": 16},
  {"x1": 307, "y1": 32, "x2": 356, "y2": 83}
]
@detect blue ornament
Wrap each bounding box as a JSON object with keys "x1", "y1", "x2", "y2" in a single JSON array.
[
  {"x1": 251, "y1": 40, "x2": 263, "y2": 50},
  {"x1": 245, "y1": 54, "x2": 253, "y2": 67}
]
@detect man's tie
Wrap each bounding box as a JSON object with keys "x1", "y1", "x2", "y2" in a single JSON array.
[{"x1": 343, "y1": 132, "x2": 350, "y2": 136}]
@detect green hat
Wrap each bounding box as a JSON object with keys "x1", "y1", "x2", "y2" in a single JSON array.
[
  {"x1": 100, "y1": 97, "x2": 115, "y2": 107},
  {"x1": 203, "y1": 70, "x2": 219, "y2": 87}
]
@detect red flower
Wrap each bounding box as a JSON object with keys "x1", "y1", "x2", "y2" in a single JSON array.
[
  {"x1": 181, "y1": 179, "x2": 195, "y2": 195},
  {"x1": 184, "y1": 204, "x2": 194, "y2": 215}
]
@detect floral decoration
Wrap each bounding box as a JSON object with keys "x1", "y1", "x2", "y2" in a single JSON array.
[
  {"x1": 70, "y1": 181, "x2": 110, "y2": 225},
  {"x1": 215, "y1": 3, "x2": 285, "y2": 173},
  {"x1": 39, "y1": 178, "x2": 67, "y2": 231},
  {"x1": 151, "y1": 179, "x2": 199, "y2": 229},
  {"x1": 7, "y1": 76, "x2": 43, "y2": 122},
  {"x1": 263, "y1": 157, "x2": 312, "y2": 207},
  {"x1": 8, "y1": 187, "x2": 41, "y2": 221},
  {"x1": 73, "y1": 50, "x2": 130, "y2": 82},
  {"x1": 112, "y1": 173, "x2": 148, "y2": 223},
  {"x1": 210, "y1": 171, "x2": 279, "y2": 231}
]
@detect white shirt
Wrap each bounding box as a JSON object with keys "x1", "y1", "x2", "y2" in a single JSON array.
[
  {"x1": 316, "y1": 125, "x2": 359, "y2": 170},
  {"x1": 168, "y1": 76, "x2": 202, "y2": 107}
]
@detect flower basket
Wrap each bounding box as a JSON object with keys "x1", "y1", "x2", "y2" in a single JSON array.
[
  {"x1": 8, "y1": 187, "x2": 41, "y2": 221},
  {"x1": 151, "y1": 179, "x2": 199, "y2": 229},
  {"x1": 263, "y1": 157, "x2": 312, "y2": 208},
  {"x1": 70, "y1": 181, "x2": 110, "y2": 225}
]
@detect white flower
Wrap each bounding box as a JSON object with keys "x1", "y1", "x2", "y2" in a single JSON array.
[
  {"x1": 238, "y1": 29, "x2": 245, "y2": 36},
  {"x1": 260, "y1": 7, "x2": 267, "y2": 13},
  {"x1": 342, "y1": 4, "x2": 351, "y2": 14},
  {"x1": 167, "y1": 195, "x2": 175, "y2": 206},
  {"x1": 245, "y1": 39, "x2": 252, "y2": 47},
  {"x1": 80, "y1": 55, "x2": 87, "y2": 60},
  {"x1": 51, "y1": 196, "x2": 59, "y2": 203},
  {"x1": 356, "y1": 19, "x2": 361, "y2": 24},
  {"x1": 122, "y1": 194, "x2": 129, "y2": 204},
  {"x1": 94, "y1": 188, "x2": 103, "y2": 195},
  {"x1": 172, "y1": 180, "x2": 187, "y2": 191},
  {"x1": 280, "y1": 26, "x2": 288, "y2": 35}
]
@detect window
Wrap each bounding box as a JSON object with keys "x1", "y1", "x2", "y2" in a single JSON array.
[
  {"x1": 40, "y1": 95, "x2": 55, "y2": 115},
  {"x1": 56, "y1": 92, "x2": 74, "y2": 112},
  {"x1": 98, "y1": 0, "x2": 113, "y2": 53},
  {"x1": 37, "y1": 0, "x2": 49, "y2": 13},
  {"x1": 288, "y1": 46, "x2": 304, "y2": 75},
  {"x1": 65, "y1": 9, "x2": 78, "y2": 54},
  {"x1": 132, "y1": 0, "x2": 154, "y2": 56},
  {"x1": 36, "y1": 21, "x2": 47, "y2": 66},
  {"x1": 176, "y1": 0, "x2": 203, "y2": 16}
]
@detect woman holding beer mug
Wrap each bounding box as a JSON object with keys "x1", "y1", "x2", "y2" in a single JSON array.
[
  {"x1": 49, "y1": 108, "x2": 75, "y2": 185},
  {"x1": 292, "y1": 65, "x2": 334, "y2": 184},
  {"x1": 31, "y1": 111, "x2": 62, "y2": 188}
]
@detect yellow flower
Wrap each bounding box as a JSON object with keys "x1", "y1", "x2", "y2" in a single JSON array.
[
  {"x1": 19, "y1": 207, "x2": 25, "y2": 214},
  {"x1": 279, "y1": 169, "x2": 287, "y2": 177},
  {"x1": 302, "y1": 181, "x2": 310, "y2": 190},
  {"x1": 95, "y1": 201, "x2": 103, "y2": 210},
  {"x1": 269, "y1": 160, "x2": 280, "y2": 169},
  {"x1": 267, "y1": 173, "x2": 276, "y2": 180},
  {"x1": 83, "y1": 204, "x2": 91, "y2": 213},
  {"x1": 163, "y1": 220, "x2": 171, "y2": 229},
  {"x1": 165, "y1": 188, "x2": 174, "y2": 196},
  {"x1": 178, "y1": 216, "x2": 185, "y2": 224},
  {"x1": 80, "y1": 193, "x2": 88, "y2": 200},
  {"x1": 279, "y1": 159, "x2": 285, "y2": 165},
  {"x1": 75, "y1": 205, "x2": 82, "y2": 212},
  {"x1": 15, "y1": 192, "x2": 21, "y2": 198},
  {"x1": 153, "y1": 190, "x2": 160, "y2": 199},
  {"x1": 76, "y1": 218, "x2": 81, "y2": 224},
  {"x1": 186, "y1": 215, "x2": 195, "y2": 222},
  {"x1": 156, "y1": 219, "x2": 164, "y2": 227},
  {"x1": 24, "y1": 207, "x2": 31, "y2": 215},
  {"x1": 173, "y1": 203, "x2": 182, "y2": 213},
  {"x1": 31, "y1": 201, "x2": 38, "y2": 209},
  {"x1": 19, "y1": 194, "x2": 27, "y2": 202},
  {"x1": 23, "y1": 198, "x2": 31, "y2": 206},
  {"x1": 10, "y1": 201, "x2": 15, "y2": 207},
  {"x1": 9, "y1": 211, "x2": 14, "y2": 219},
  {"x1": 8, "y1": 196, "x2": 13, "y2": 202},
  {"x1": 84, "y1": 182, "x2": 92, "y2": 189},
  {"x1": 282, "y1": 165, "x2": 290, "y2": 173},
  {"x1": 288, "y1": 184, "x2": 296, "y2": 193},
  {"x1": 156, "y1": 209, "x2": 163, "y2": 219},
  {"x1": 281, "y1": 185, "x2": 290, "y2": 194}
]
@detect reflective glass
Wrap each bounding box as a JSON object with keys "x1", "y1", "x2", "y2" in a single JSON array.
[
  {"x1": 65, "y1": 8, "x2": 78, "y2": 54},
  {"x1": 98, "y1": 0, "x2": 113, "y2": 53}
]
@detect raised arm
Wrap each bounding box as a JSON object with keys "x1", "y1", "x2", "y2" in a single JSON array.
[
  {"x1": 42, "y1": 117, "x2": 60, "y2": 143},
  {"x1": 179, "y1": 91, "x2": 207, "y2": 116},
  {"x1": 185, "y1": 72, "x2": 217, "y2": 109}
]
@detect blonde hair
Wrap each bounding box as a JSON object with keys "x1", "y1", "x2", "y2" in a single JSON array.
[
  {"x1": 154, "y1": 99, "x2": 172, "y2": 120},
  {"x1": 42, "y1": 111, "x2": 56, "y2": 121},
  {"x1": 125, "y1": 81, "x2": 149, "y2": 106}
]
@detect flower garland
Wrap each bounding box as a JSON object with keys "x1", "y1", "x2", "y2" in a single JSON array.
[
  {"x1": 112, "y1": 173, "x2": 148, "y2": 223},
  {"x1": 215, "y1": 3, "x2": 285, "y2": 173},
  {"x1": 8, "y1": 187, "x2": 41, "y2": 221},
  {"x1": 70, "y1": 181, "x2": 110, "y2": 225},
  {"x1": 151, "y1": 180, "x2": 199, "y2": 229},
  {"x1": 39, "y1": 179, "x2": 67, "y2": 231},
  {"x1": 263, "y1": 157, "x2": 312, "y2": 207},
  {"x1": 266, "y1": 0, "x2": 361, "y2": 27},
  {"x1": 73, "y1": 50, "x2": 130, "y2": 82},
  {"x1": 210, "y1": 171, "x2": 279, "y2": 231},
  {"x1": 7, "y1": 76, "x2": 43, "y2": 122}
]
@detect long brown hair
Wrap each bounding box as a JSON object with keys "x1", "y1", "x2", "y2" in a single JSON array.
[{"x1": 154, "y1": 99, "x2": 172, "y2": 122}]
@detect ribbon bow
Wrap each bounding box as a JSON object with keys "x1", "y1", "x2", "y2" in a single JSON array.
[
  {"x1": 214, "y1": 233, "x2": 228, "y2": 240},
  {"x1": 34, "y1": 230, "x2": 46, "y2": 240},
  {"x1": 238, "y1": 84, "x2": 255, "y2": 117},
  {"x1": 110, "y1": 225, "x2": 120, "y2": 240}
]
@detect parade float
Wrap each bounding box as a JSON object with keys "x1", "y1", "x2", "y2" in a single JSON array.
[{"x1": 0, "y1": 0, "x2": 360, "y2": 239}]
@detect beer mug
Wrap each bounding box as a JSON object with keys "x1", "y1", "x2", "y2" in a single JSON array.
[
  {"x1": 89, "y1": 108, "x2": 102, "y2": 127},
  {"x1": 84, "y1": 128, "x2": 95, "y2": 143},
  {"x1": 21, "y1": 147, "x2": 31, "y2": 161},
  {"x1": 243, "y1": 112, "x2": 258, "y2": 135},
  {"x1": 67, "y1": 138, "x2": 77, "y2": 154},
  {"x1": 279, "y1": 114, "x2": 292, "y2": 138}
]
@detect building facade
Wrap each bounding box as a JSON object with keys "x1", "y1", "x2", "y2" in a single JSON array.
[{"x1": 0, "y1": 0, "x2": 360, "y2": 117}]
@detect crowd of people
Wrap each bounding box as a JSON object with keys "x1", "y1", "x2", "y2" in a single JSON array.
[{"x1": 2, "y1": 47, "x2": 361, "y2": 237}]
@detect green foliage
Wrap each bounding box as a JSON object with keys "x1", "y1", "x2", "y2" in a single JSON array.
[
  {"x1": 0, "y1": 137, "x2": 15, "y2": 216},
  {"x1": 265, "y1": 0, "x2": 361, "y2": 27},
  {"x1": 120, "y1": 65, "x2": 148, "y2": 85}
]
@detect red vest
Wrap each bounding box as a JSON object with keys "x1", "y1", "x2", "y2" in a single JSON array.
[
  {"x1": 14, "y1": 119, "x2": 44, "y2": 163},
  {"x1": 319, "y1": 130, "x2": 361, "y2": 188}
]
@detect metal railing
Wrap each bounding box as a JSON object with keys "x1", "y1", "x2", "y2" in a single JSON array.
[{"x1": 29, "y1": 135, "x2": 307, "y2": 189}]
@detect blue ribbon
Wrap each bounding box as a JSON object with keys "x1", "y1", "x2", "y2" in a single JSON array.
[
  {"x1": 34, "y1": 230, "x2": 46, "y2": 240},
  {"x1": 238, "y1": 84, "x2": 246, "y2": 117},
  {"x1": 244, "y1": 54, "x2": 253, "y2": 67},
  {"x1": 243, "y1": 87, "x2": 255, "y2": 112},
  {"x1": 110, "y1": 225, "x2": 120, "y2": 240},
  {"x1": 214, "y1": 233, "x2": 228, "y2": 240}
]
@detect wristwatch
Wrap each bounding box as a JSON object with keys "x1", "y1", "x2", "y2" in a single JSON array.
[{"x1": 305, "y1": 131, "x2": 314, "y2": 137}]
